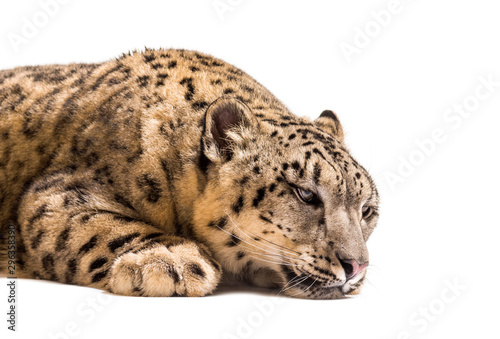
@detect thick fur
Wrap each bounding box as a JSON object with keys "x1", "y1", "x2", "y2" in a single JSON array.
[{"x1": 0, "y1": 49, "x2": 379, "y2": 298}]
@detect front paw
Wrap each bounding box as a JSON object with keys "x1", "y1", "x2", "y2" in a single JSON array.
[{"x1": 109, "y1": 243, "x2": 221, "y2": 297}]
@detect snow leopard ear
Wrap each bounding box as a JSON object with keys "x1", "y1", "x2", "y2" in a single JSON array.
[
  {"x1": 314, "y1": 110, "x2": 344, "y2": 142},
  {"x1": 202, "y1": 96, "x2": 258, "y2": 163}
]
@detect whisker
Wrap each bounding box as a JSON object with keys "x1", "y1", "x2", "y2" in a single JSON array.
[
  {"x1": 237, "y1": 222, "x2": 303, "y2": 256},
  {"x1": 303, "y1": 277, "x2": 318, "y2": 293},
  {"x1": 279, "y1": 274, "x2": 310, "y2": 294},
  {"x1": 276, "y1": 270, "x2": 305, "y2": 295},
  {"x1": 278, "y1": 274, "x2": 303, "y2": 292},
  {"x1": 212, "y1": 221, "x2": 289, "y2": 259},
  {"x1": 244, "y1": 249, "x2": 298, "y2": 265},
  {"x1": 222, "y1": 213, "x2": 287, "y2": 256},
  {"x1": 249, "y1": 255, "x2": 298, "y2": 267},
  {"x1": 277, "y1": 275, "x2": 303, "y2": 295},
  {"x1": 243, "y1": 242, "x2": 301, "y2": 262},
  {"x1": 251, "y1": 233, "x2": 303, "y2": 258},
  {"x1": 290, "y1": 276, "x2": 318, "y2": 297},
  {"x1": 224, "y1": 210, "x2": 302, "y2": 258}
]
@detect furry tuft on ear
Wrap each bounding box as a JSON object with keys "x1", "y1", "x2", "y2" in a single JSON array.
[
  {"x1": 314, "y1": 110, "x2": 344, "y2": 142},
  {"x1": 202, "y1": 96, "x2": 257, "y2": 163}
]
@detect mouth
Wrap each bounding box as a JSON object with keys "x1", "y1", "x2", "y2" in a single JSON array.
[
  {"x1": 279, "y1": 264, "x2": 366, "y2": 299},
  {"x1": 280, "y1": 265, "x2": 344, "y2": 298}
]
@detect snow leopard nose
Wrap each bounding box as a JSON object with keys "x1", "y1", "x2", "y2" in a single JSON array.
[{"x1": 338, "y1": 258, "x2": 368, "y2": 280}]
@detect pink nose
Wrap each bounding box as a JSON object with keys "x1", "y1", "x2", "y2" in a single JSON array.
[{"x1": 339, "y1": 258, "x2": 368, "y2": 280}]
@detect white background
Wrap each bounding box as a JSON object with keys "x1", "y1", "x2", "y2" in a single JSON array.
[{"x1": 1, "y1": 0, "x2": 499, "y2": 338}]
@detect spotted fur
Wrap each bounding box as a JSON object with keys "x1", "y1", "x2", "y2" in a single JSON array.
[{"x1": 0, "y1": 49, "x2": 379, "y2": 298}]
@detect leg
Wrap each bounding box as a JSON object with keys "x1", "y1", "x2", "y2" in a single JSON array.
[{"x1": 18, "y1": 173, "x2": 221, "y2": 296}]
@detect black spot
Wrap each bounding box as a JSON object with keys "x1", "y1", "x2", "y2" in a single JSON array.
[
  {"x1": 89, "y1": 257, "x2": 108, "y2": 272},
  {"x1": 144, "y1": 54, "x2": 156, "y2": 63},
  {"x1": 42, "y1": 254, "x2": 55, "y2": 274},
  {"x1": 208, "y1": 217, "x2": 228, "y2": 230},
  {"x1": 259, "y1": 215, "x2": 272, "y2": 223},
  {"x1": 137, "y1": 75, "x2": 150, "y2": 88},
  {"x1": 55, "y1": 228, "x2": 71, "y2": 251},
  {"x1": 192, "y1": 101, "x2": 208, "y2": 110},
  {"x1": 253, "y1": 166, "x2": 260, "y2": 174},
  {"x1": 313, "y1": 163, "x2": 321, "y2": 184},
  {"x1": 241, "y1": 85, "x2": 254, "y2": 93},
  {"x1": 302, "y1": 141, "x2": 314, "y2": 146},
  {"x1": 31, "y1": 230, "x2": 45, "y2": 250},
  {"x1": 141, "y1": 232, "x2": 164, "y2": 242},
  {"x1": 291, "y1": 161, "x2": 300, "y2": 171},
  {"x1": 79, "y1": 235, "x2": 98, "y2": 254},
  {"x1": 168, "y1": 60, "x2": 177, "y2": 68},
  {"x1": 356, "y1": 172, "x2": 361, "y2": 179},
  {"x1": 235, "y1": 94, "x2": 246, "y2": 104},
  {"x1": 224, "y1": 88, "x2": 234, "y2": 94},
  {"x1": 190, "y1": 66, "x2": 200, "y2": 72},
  {"x1": 312, "y1": 148, "x2": 326, "y2": 161},
  {"x1": 36, "y1": 173, "x2": 62, "y2": 194},
  {"x1": 108, "y1": 233, "x2": 140, "y2": 252},
  {"x1": 113, "y1": 215, "x2": 137, "y2": 223},
  {"x1": 66, "y1": 259, "x2": 77, "y2": 283},
  {"x1": 28, "y1": 204, "x2": 49, "y2": 227},
  {"x1": 232, "y1": 196, "x2": 244, "y2": 214},
  {"x1": 227, "y1": 234, "x2": 240, "y2": 247},
  {"x1": 91, "y1": 269, "x2": 109, "y2": 283},
  {"x1": 236, "y1": 251, "x2": 245, "y2": 260},
  {"x1": 288, "y1": 133, "x2": 296, "y2": 140},
  {"x1": 136, "y1": 174, "x2": 162, "y2": 203},
  {"x1": 180, "y1": 77, "x2": 195, "y2": 101},
  {"x1": 270, "y1": 131, "x2": 278, "y2": 137},
  {"x1": 253, "y1": 187, "x2": 266, "y2": 207},
  {"x1": 282, "y1": 163, "x2": 289, "y2": 171},
  {"x1": 269, "y1": 183, "x2": 277, "y2": 192},
  {"x1": 188, "y1": 263, "x2": 205, "y2": 278},
  {"x1": 80, "y1": 213, "x2": 93, "y2": 223}
]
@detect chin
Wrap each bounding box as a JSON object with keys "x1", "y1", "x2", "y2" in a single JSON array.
[{"x1": 278, "y1": 272, "x2": 367, "y2": 300}]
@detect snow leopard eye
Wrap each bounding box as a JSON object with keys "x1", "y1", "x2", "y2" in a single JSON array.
[
  {"x1": 296, "y1": 188, "x2": 320, "y2": 205},
  {"x1": 361, "y1": 206, "x2": 374, "y2": 219}
]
